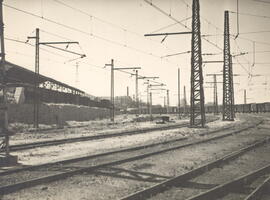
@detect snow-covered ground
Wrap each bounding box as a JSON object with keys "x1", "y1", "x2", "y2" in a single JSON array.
[
  {"x1": 9, "y1": 114, "x2": 190, "y2": 145},
  {"x1": 11, "y1": 114, "x2": 258, "y2": 166}
]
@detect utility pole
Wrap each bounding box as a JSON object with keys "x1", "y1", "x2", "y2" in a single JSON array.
[
  {"x1": 28, "y1": 28, "x2": 40, "y2": 129},
  {"x1": 28, "y1": 29, "x2": 84, "y2": 128},
  {"x1": 190, "y1": 0, "x2": 205, "y2": 127},
  {"x1": 34, "y1": 28, "x2": 39, "y2": 128},
  {"x1": 111, "y1": 59, "x2": 114, "y2": 122},
  {"x1": 0, "y1": 0, "x2": 9, "y2": 156},
  {"x1": 178, "y1": 68, "x2": 181, "y2": 119},
  {"x1": 135, "y1": 70, "x2": 139, "y2": 116},
  {"x1": 138, "y1": 76, "x2": 158, "y2": 116},
  {"x1": 127, "y1": 86, "x2": 129, "y2": 97},
  {"x1": 105, "y1": 61, "x2": 140, "y2": 121},
  {"x1": 213, "y1": 74, "x2": 218, "y2": 114},
  {"x1": 166, "y1": 89, "x2": 170, "y2": 114},
  {"x1": 104, "y1": 59, "x2": 115, "y2": 122},
  {"x1": 149, "y1": 85, "x2": 166, "y2": 114},
  {"x1": 207, "y1": 74, "x2": 222, "y2": 115},
  {"x1": 184, "y1": 85, "x2": 187, "y2": 115},
  {"x1": 141, "y1": 77, "x2": 158, "y2": 115},
  {"x1": 223, "y1": 11, "x2": 235, "y2": 121}
]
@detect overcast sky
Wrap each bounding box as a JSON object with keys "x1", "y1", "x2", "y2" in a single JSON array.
[{"x1": 3, "y1": 0, "x2": 270, "y2": 106}]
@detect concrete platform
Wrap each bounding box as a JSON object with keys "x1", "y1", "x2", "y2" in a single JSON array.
[{"x1": 0, "y1": 154, "x2": 18, "y2": 166}]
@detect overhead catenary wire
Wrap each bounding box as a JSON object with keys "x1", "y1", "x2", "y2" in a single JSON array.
[
  {"x1": 179, "y1": 0, "x2": 224, "y2": 34},
  {"x1": 150, "y1": 17, "x2": 191, "y2": 33},
  {"x1": 144, "y1": 0, "x2": 223, "y2": 51},
  {"x1": 178, "y1": 0, "x2": 262, "y2": 77},
  {"x1": 51, "y1": 0, "x2": 178, "y2": 53},
  {"x1": 5, "y1": 37, "x2": 119, "y2": 72},
  {"x1": 161, "y1": 51, "x2": 223, "y2": 58},
  {"x1": 3, "y1": 3, "x2": 177, "y2": 63},
  {"x1": 6, "y1": 36, "x2": 167, "y2": 89},
  {"x1": 5, "y1": 37, "x2": 72, "y2": 59},
  {"x1": 5, "y1": 50, "x2": 74, "y2": 67},
  {"x1": 6, "y1": 0, "x2": 270, "y2": 103},
  {"x1": 235, "y1": 30, "x2": 270, "y2": 35},
  {"x1": 5, "y1": 47, "x2": 162, "y2": 90},
  {"x1": 232, "y1": 39, "x2": 253, "y2": 75},
  {"x1": 233, "y1": 35, "x2": 270, "y2": 47},
  {"x1": 229, "y1": 10, "x2": 270, "y2": 20},
  {"x1": 253, "y1": 0, "x2": 270, "y2": 4},
  {"x1": 178, "y1": 0, "x2": 270, "y2": 69}
]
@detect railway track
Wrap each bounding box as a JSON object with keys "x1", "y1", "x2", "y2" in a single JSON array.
[
  {"x1": 184, "y1": 164, "x2": 270, "y2": 200},
  {"x1": 3, "y1": 118, "x2": 217, "y2": 152},
  {"x1": 0, "y1": 120, "x2": 263, "y2": 195},
  {"x1": 119, "y1": 135, "x2": 270, "y2": 200}
]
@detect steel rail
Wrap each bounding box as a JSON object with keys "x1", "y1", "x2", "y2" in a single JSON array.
[
  {"x1": 0, "y1": 120, "x2": 263, "y2": 195},
  {"x1": 186, "y1": 164, "x2": 270, "y2": 200},
  {"x1": 2, "y1": 120, "x2": 205, "y2": 152},
  {"x1": 119, "y1": 132, "x2": 268, "y2": 200},
  {"x1": 244, "y1": 175, "x2": 270, "y2": 200},
  {"x1": 0, "y1": 119, "x2": 239, "y2": 176}
]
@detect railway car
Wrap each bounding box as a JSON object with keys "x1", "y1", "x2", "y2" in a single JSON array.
[
  {"x1": 265, "y1": 102, "x2": 270, "y2": 112},
  {"x1": 250, "y1": 103, "x2": 257, "y2": 113},
  {"x1": 234, "y1": 104, "x2": 241, "y2": 113},
  {"x1": 243, "y1": 104, "x2": 251, "y2": 113},
  {"x1": 256, "y1": 103, "x2": 264, "y2": 112}
]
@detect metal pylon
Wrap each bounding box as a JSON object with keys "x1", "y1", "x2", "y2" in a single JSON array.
[
  {"x1": 190, "y1": 0, "x2": 205, "y2": 127},
  {"x1": 223, "y1": 11, "x2": 235, "y2": 121}
]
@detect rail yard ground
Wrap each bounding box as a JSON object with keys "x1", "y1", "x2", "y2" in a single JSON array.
[{"x1": 0, "y1": 113, "x2": 269, "y2": 200}]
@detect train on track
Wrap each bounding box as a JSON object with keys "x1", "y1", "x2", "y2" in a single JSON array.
[{"x1": 127, "y1": 102, "x2": 270, "y2": 115}]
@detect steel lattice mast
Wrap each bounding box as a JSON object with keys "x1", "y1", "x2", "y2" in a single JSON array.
[
  {"x1": 190, "y1": 0, "x2": 205, "y2": 127},
  {"x1": 223, "y1": 11, "x2": 235, "y2": 121}
]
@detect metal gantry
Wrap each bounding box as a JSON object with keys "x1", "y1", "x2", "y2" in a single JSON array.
[
  {"x1": 190, "y1": 0, "x2": 205, "y2": 127},
  {"x1": 28, "y1": 28, "x2": 84, "y2": 128},
  {"x1": 223, "y1": 11, "x2": 235, "y2": 121},
  {"x1": 105, "y1": 60, "x2": 140, "y2": 121},
  {"x1": 149, "y1": 86, "x2": 166, "y2": 111},
  {"x1": 140, "y1": 76, "x2": 159, "y2": 115},
  {"x1": 28, "y1": 28, "x2": 40, "y2": 129},
  {"x1": 206, "y1": 74, "x2": 222, "y2": 115}
]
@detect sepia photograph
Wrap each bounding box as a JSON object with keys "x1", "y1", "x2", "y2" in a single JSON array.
[{"x1": 0, "y1": 0, "x2": 270, "y2": 199}]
